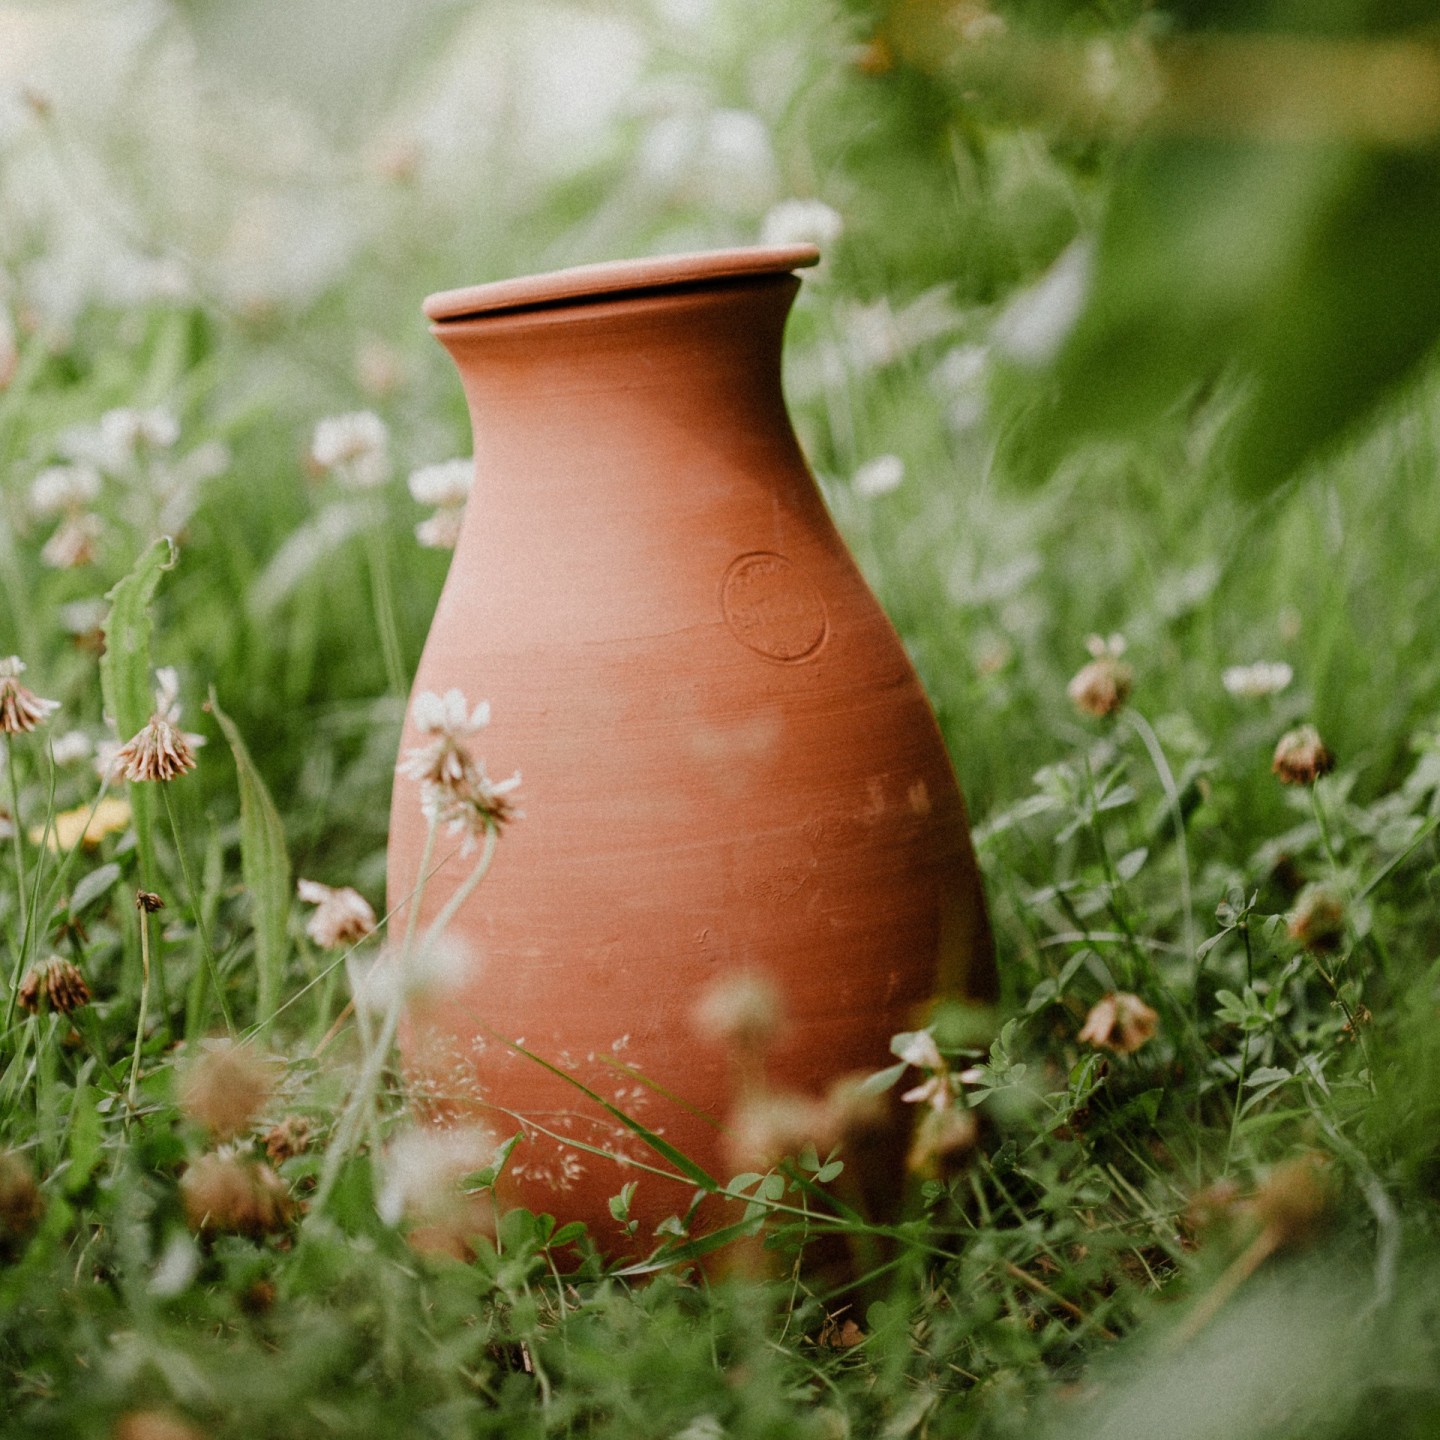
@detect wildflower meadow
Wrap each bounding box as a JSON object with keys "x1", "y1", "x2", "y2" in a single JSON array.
[{"x1": 4, "y1": 2, "x2": 1440, "y2": 1437}]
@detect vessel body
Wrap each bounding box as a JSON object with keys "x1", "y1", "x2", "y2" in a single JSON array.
[{"x1": 388, "y1": 247, "x2": 995, "y2": 1246}]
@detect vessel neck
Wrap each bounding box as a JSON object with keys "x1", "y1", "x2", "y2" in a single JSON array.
[{"x1": 431, "y1": 274, "x2": 801, "y2": 469}]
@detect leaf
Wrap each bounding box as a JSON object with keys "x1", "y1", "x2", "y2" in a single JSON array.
[
  {"x1": 1009, "y1": 135, "x2": 1440, "y2": 495},
  {"x1": 69, "y1": 862, "x2": 123, "y2": 915},
  {"x1": 611, "y1": 1215, "x2": 766, "y2": 1276},
  {"x1": 100, "y1": 536, "x2": 176, "y2": 742},
  {"x1": 209, "y1": 692, "x2": 291, "y2": 1033},
  {"x1": 63, "y1": 1085, "x2": 102, "y2": 1196},
  {"x1": 1115, "y1": 846, "x2": 1148, "y2": 881},
  {"x1": 609, "y1": 1182, "x2": 638, "y2": 1223},
  {"x1": 857, "y1": 1060, "x2": 908, "y2": 1095},
  {"x1": 504, "y1": 1038, "x2": 720, "y2": 1192},
  {"x1": 99, "y1": 538, "x2": 176, "y2": 884},
  {"x1": 462, "y1": 1132, "x2": 524, "y2": 1192}
]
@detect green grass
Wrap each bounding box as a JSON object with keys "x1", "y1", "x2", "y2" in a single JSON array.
[{"x1": 4, "y1": 4, "x2": 1440, "y2": 1436}]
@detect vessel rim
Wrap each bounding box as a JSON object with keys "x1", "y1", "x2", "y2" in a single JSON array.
[{"x1": 423, "y1": 244, "x2": 820, "y2": 323}]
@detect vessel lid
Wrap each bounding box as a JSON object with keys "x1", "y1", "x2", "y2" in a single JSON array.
[{"x1": 423, "y1": 245, "x2": 821, "y2": 323}]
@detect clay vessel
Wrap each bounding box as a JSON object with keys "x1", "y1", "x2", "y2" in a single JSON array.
[{"x1": 389, "y1": 245, "x2": 995, "y2": 1250}]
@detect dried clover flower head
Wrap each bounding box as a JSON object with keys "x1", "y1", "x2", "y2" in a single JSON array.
[
  {"x1": 693, "y1": 971, "x2": 783, "y2": 1055},
  {"x1": 110, "y1": 668, "x2": 205, "y2": 783},
  {"x1": 0, "y1": 656, "x2": 60, "y2": 735},
  {"x1": 310, "y1": 410, "x2": 389, "y2": 490},
  {"x1": 722, "y1": 1074, "x2": 880, "y2": 1174},
  {"x1": 179, "y1": 1151, "x2": 291, "y2": 1237},
  {"x1": 723, "y1": 1092, "x2": 833, "y2": 1172},
  {"x1": 297, "y1": 878, "x2": 376, "y2": 949},
  {"x1": 0, "y1": 1150, "x2": 44, "y2": 1259},
  {"x1": 1286, "y1": 883, "x2": 1347, "y2": 954},
  {"x1": 907, "y1": 1103, "x2": 979, "y2": 1179},
  {"x1": 420, "y1": 771, "x2": 522, "y2": 849},
  {"x1": 113, "y1": 1410, "x2": 205, "y2": 1440},
  {"x1": 17, "y1": 956, "x2": 91, "y2": 1016},
  {"x1": 1251, "y1": 1154, "x2": 1330, "y2": 1251},
  {"x1": 264, "y1": 1115, "x2": 312, "y2": 1165},
  {"x1": 40, "y1": 512, "x2": 102, "y2": 570},
  {"x1": 377, "y1": 1123, "x2": 498, "y2": 1259},
  {"x1": 178, "y1": 1039, "x2": 274, "y2": 1140},
  {"x1": 1272, "y1": 724, "x2": 1334, "y2": 786},
  {"x1": 415, "y1": 506, "x2": 465, "y2": 550},
  {"x1": 1067, "y1": 634, "x2": 1133, "y2": 718},
  {"x1": 1078, "y1": 992, "x2": 1159, "y2": 1055}
]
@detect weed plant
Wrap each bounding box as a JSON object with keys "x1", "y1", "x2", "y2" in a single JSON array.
[{"x1": 4, "y1": 3, "x2": 1440, "y2": 1438}]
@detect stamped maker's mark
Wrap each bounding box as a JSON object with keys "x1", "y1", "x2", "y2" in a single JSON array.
[{"x1": 721, "y1": 551, "x2": 828, "y2": 663}]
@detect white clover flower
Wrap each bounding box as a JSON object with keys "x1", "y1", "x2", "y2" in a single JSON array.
[
  {"x1": 30, "y1": 463, "x2": 101, "y2": 517},
  {"x1": 59, "y1": 599, "x2": 107, "y2": 636},
  {"x1": 895, "y1": 1029, "x2": 945, "y2": 1072},
  {"x1": 1222, "y1": 661, "x2": 1293, "y2": 699},
  {"x1": 413, "y1": 689, "x2": 490, "y2": 740},
  {"x1": 415, "y1": 508, "x2": 464, "y2": 550},
  {"x1": 853, "y1": 454, "x2": 905, "y2": 498},
  {"x1": 376, "y1": 1121, "x2": 496, "y2": 1229},
  {"x1": 40, "y1": 513, "x2": 101, "y2": 569},
  {"x1": 348, "y1": 935, "x2": 472, "y2": 1018},
  {"x1": 1086, "y1": 633, "x2": 1127, "y2": 660},
  {"x1": 98, "y1": 407, "x2": 180, "y2": 467},
  {"x1": 297, "y1": 878, "x2": 377, "y2": 949},
  {"x1": 311, "y1": 411, "x2": 390, "y2": 490},
  {"x1": 934, "y1": 343, "x2": 990, "y2": 430},
  {"x1": 761, "y1": 197, "x2": 843, "y2": 251},
  {"x1": 50, "y1": 730, "x2": 94, "y2": 766},
  {"x1": 93, "y1": 736, "x2": 122, "y2": 782},
  {"x1": 407, "y1": 458, "x2": 473, "y2": 508}
]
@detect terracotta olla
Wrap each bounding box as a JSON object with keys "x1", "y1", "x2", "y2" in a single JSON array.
[{"x1": 388, "y1": 244, "x2": 996, "y2": 1251}]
